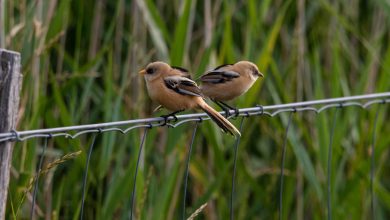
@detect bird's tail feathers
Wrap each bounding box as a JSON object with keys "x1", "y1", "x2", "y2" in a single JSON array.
[{"x1": 198, "y1": 102, "x2": 241, "y2": 137}]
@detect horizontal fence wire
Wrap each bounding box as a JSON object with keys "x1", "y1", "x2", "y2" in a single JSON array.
[
  {"x1": 2, "y1": 92, "x2": 390, "y2": 220},
  {"x1": 0, "y1": 92, "x2": 389, "y2": 143}
]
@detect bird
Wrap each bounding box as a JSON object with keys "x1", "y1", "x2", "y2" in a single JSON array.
[
  {"x1": 139, "y1": 61, "x2": 241, "y2": 137},
  {"x1": 151, "y1": 64, "x2": 192, "y2": 113},
  {"x1": 199, "y1": 61, "x2": 263, "y2": 117}
]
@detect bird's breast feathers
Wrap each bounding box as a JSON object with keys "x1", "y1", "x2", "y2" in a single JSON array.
[{"x1": 147, "y1": 76, "x2": 201, "y2": 111}]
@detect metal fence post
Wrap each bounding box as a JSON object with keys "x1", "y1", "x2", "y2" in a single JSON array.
[{"x1": 0, "y1": 49, "x2": 22, "y2": 219}]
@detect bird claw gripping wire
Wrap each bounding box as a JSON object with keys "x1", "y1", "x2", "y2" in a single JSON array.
[
  {"x1": 222, "y1": 107, "x2": 238, "y2": 119},
  {"x1": 160, "y1": 110, "x2": 183, "y2": 126},
  {"x1": 160, "y1": 114, "x2": 178, "y2": 126},
  {"x1": 232, "y1": 108, "x2": 241, "y2": 119},
  {"x1": 212, "y1": 99, "x2": 239, "y2": 119},
  {"x1": 224, "y1": 109, "x2": 231, "y2": 118},
  {"x1": 222, "y1": 106, "x2": 240, "y2": 120}
]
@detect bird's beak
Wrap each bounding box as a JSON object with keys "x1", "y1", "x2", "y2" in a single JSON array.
[
  {"x1": 139, "y1": 69, "x2": 146, "y2": 75},
  {"x1": 257, "y1": 71, "x2": 264, "y2": 77}
]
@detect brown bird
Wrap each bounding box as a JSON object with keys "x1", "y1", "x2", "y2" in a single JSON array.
[
  {"x1": 199, "y1": 61, "x2": 263, "y2": 117},
  {"x1": 151, "y1": 64, "x2": 192, "y2": 112},
  {"x1": 139, "y1": 61, "x2": 241, "y2": 137}
]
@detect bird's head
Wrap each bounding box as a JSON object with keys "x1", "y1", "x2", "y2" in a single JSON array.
[
  {"x1": 139, "y1": 61, "x2": 171, "y2": 81},
  {"x1": 235, "y1": 61, "x2": 263, "y2": 80}
]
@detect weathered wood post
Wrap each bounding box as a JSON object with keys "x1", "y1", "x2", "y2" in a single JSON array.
[{"x1": 0, "y1": 49, "x2": 22, "y2": 220}]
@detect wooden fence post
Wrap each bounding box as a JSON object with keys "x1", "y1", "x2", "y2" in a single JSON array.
[{"x1": 0, "y1": 49, "x2": 22, "y2": 220}]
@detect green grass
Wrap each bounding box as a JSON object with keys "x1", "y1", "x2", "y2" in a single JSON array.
[{"x1": 3, "y1": 0, "x2": 390, "y2": 219}]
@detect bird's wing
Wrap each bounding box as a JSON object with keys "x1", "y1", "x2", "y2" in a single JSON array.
[
  {"x1": 171, "y1": 66, "x2": 192, "y2": 79},
  {"x1": 212, "y1": 63, "x2": 233, "y2": 70},
  {"x1": 199, "y1": 69, "x2": 240, "y2": 84},
  {"x1": 164, "y1": 76, "x2": 203, "y2": 97}
]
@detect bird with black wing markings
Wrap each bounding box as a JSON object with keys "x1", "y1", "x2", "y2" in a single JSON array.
[
  {"x1": 139, "y1": 61, "x2": 241, "y2": 137},
  {"x1": 199, "y1": 61, "x2": 263, "y2": 117}
]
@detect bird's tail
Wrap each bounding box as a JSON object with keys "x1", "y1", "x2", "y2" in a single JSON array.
[{"x1": 198, "y1": 101, "x2": 241, "y2": 137}]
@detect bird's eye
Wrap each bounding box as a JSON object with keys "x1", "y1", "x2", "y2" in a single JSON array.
[
  {"x1": 251, "y1": 68, "x2": 259, "y2": 76},
  {"x1": 146, "y1": 68, "x2": 155, "y2": 74}
]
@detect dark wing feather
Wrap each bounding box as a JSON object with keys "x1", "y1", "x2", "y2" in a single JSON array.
[
  {"x1": 171, "y1": 66, "x2": 192, "y2": 79},
  {"x1": 164, "y1": 76, "x2": 203, "y2": 97},
  {"x1": 171, "y1": 66, "x2": 189, "y2": 73},
  {"x1": 213, "y1": 63, "x2": 233, "y2": 70},
  {"x1": 200, "y1": 70, "x2": 240, "y2": 84}
]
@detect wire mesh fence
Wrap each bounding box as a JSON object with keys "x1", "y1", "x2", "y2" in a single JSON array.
[{"x1": 1, "y1": 92, "x2": 390, "y2": 219}]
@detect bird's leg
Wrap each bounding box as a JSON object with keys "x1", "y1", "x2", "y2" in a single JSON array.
[
  {"x1": 219, "y1": 101, "x2": 239, "y2": 118},
  {"x1": 213, "y1": 100, "x2": 231, "y2": 118},
  {"x1": 160, "y1": 110, "x2": 184, "y2": 125}
]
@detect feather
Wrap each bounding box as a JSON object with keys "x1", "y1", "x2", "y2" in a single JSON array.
[
  {"x1": 200, "y1": 70, "x2": 240, "y2": 84},
  {"x1": 213, "y1": 63, "x2": 233, "y2": 70},
  {"x1": 164, "y1": 76, "x2": 203, "y2": 97}
]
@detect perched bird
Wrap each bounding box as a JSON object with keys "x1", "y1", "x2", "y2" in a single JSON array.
[
  {"x1": 139, "y1": 61, "x2": 241, "y2": 136},
  {"x1": 199, "y1": 61, "x2": 263, "y2": 117},
  {"x1": 151, "y1": 65, "x2": 192, "y2": 112}
]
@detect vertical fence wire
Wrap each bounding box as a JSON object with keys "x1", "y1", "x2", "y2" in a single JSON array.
[
  {"x1": 230, "y1": 116, "x2": 246, "y2": 220},
  {"x1": 80, "y1": 133, "x2": 98, "y2": 220},
  {"x1": 182, "y1": 121, "x2": 200, "y2": 220},
  {"x1": 129, "y1": 127, "x2": 149, "y2": 220},
  {"x1": 327, "y1": 107, "x2": 340, "y2": 220},
  {"x1": 279, "y1": 112, "x2": 294, "y2": 220},
  {"x1": 370, "y1": 104, "x2": 381, "y2": 219},
  {"x1": 30, "y1": 137, "x2": 49, "y2": 220}
]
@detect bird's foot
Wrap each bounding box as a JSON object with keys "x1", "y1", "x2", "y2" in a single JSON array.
[
  {"x1": 224, "y1": 109, "x2": 231, "y2": 118},
  {"x1": 159, "y1": 110, "x2": 182, "y2": 126},
  {"x1": 233, "y1": 108, "x2": 240, "y2": 117},
  {"x1": 227, "y1": 108, "x2": 240, "y2": 119},
  {"x1": 216, "y1": 101, "x2": 239, "y2": 119}
]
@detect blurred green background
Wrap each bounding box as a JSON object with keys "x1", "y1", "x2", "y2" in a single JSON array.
[{"x1": 2, "y1": 0, "x2": 390, "y2": 219}]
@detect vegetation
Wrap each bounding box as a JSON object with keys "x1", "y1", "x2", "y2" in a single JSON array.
[{"x1": 3, "y1": 0, "x2": 390, "y2": 219}]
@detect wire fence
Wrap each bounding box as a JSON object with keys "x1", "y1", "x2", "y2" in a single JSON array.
[{"x1": 1, "y1": 92, "x2": 390, "y2": 219}]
